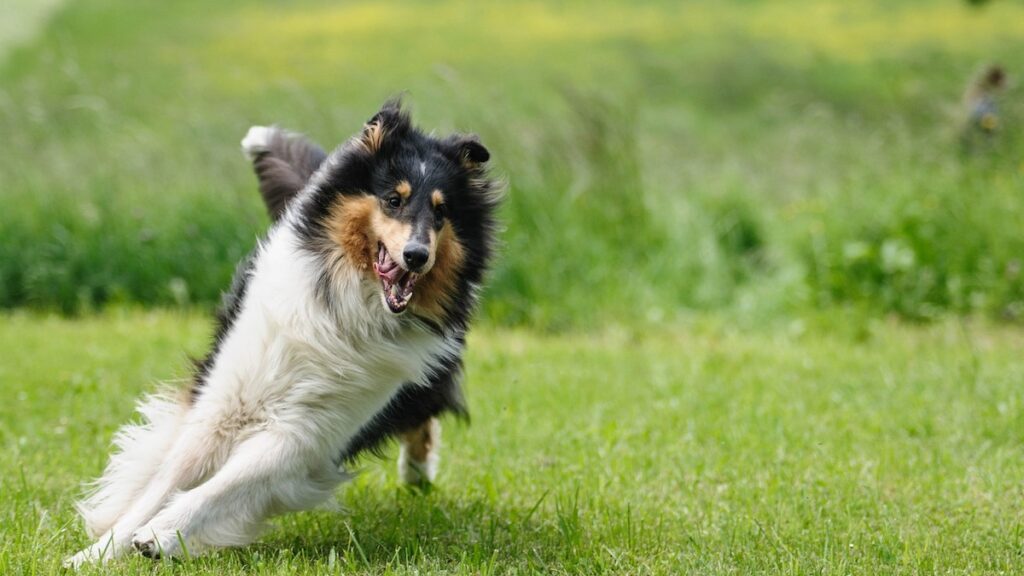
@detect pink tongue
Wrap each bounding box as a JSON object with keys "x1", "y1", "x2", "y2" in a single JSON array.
[{"x1": 375, "y1": 249, "x2": 404, "y2": 283}]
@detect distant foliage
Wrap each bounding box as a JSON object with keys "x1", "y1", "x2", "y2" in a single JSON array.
[
  {"x1": 2, "y1": 0, "x2": 1023, "y2": 326},
  {"x1": 0, "y1": 192, "x2": 259, "y2": 314},
  {"x1": 802, "y1": 172, "x2": 1024, "y2": 320}
]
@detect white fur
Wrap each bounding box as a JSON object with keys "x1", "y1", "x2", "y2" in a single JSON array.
[
  {"x1": 67, "y1": 220, "x2": 456, "y2": 568},
  {"x1": 397, "y1": 419, "x2": 441, "y2": 485},
  {"x1": 241, "y1": 125, "x2": 276, "y2": 160}
]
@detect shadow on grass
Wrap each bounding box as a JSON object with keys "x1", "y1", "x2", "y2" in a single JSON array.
[{"x1": 221, "y1": 485, "x2": 664, "y2": 573}]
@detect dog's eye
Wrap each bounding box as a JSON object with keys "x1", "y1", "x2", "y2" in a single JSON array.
[
  {"x1": 434, "y1": 204, "x2": 447, "y2": 221},
  {"x1": 386, "y1": 195, "x2": 402, "y2": 209}
]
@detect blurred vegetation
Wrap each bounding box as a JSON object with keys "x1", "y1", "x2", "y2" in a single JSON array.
[{"x1": 1, "y1": 0, "x2": 1023, "y2": 327}]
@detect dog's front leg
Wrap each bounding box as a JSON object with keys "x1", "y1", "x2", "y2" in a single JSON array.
[
  {"x1": 65, "y1": 418, "x2": 223, "y2": 569},
  {"x1": 131, "y1": 431, "x2": 342, "y2": 559}
]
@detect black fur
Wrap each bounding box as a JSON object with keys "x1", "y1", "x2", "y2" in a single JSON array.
[
  {"x1": 249, "y1": 129, "x2": 327, "y2": 220},
  {"x1": 190, "y1": 129, "x2": 331, "y2": 400},
  {"x1": 295, "y1": 100, "x2": 500, "y2": 331},
  {"x1": 341, "y1": 349, "x2": 468, "y2": 461},
  {"x1": 234, "y1": 100, "x2": 499, "y2": 462},
  {"x1": 190, "y1": 250, "x2": 256, "y2": 403}
]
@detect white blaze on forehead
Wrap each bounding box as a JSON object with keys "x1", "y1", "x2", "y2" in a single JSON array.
[{"x1": 419, "y1": 161, "x2": 426, "y2": 176}]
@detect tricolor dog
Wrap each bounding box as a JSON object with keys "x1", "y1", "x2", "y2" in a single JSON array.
[{"x1": 66, "y1": 100, "x2": 501, "y2": 567}]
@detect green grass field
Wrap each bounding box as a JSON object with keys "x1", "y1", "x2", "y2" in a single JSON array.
[
  {"x1": 4, "y1": 0, "x2": 1024, "y2": 574},
  {"x1": 2, "y1": 0, "x2": 1024, "y2": 325},
  {"x1": 2, "y1": 311, "x2": 1023, "y2": 574}
]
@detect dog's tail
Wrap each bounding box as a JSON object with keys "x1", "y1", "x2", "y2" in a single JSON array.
[
  {"x1": 241, "y1": 126, "x2": 327, "y2": 222},
  {"x1": 75, "y1": 392, "x2": 189, "y2": 538}
]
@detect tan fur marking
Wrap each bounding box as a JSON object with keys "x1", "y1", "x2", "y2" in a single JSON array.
[
  {"x1": 360, "y1": 121, "x2": 385, "y2": 153},
  {"x1": 323, "y1": 194, "x2": 463, "y2": 320},
  {"x1": 325, "y1": 195, "x2": 377, "y2": 272},
  {"x1": 411, "y1": 222, "x2": 465, "y2": 320},
  {"x1": 396, "y1": 180, "x2": 412, "y2": 199},
  {"x1": 371, "y1": 210, "x2": 413, "y2": 267},
  {"x1": 400, "y1": 418, "x2": 437, "y2": 463},
  {"x1": 431, "y1": 189, "x2": 445, "y2": 208}
]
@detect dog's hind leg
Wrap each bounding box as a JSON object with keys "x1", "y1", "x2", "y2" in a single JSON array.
[
  {"x1": 130, "y1": 430, "x2": 344, "y2": 558},
  {"x1": 398, "y1": 417, "x2": 441, "y2": 486},
  {"x1": 341, "y1": 350, "x2": 467, "y2": 484}
]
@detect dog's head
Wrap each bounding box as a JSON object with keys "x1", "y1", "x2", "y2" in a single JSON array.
[{"x1": 302, "y1": 100, "x2": 500, "y2": 323}]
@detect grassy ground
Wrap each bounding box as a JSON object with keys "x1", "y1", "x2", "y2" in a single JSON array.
[
  {"x1": 4, "y1": 2, "x2": 1024, "y2": 572},
  {"x1": 2, "y1": 310, "x2": 1023, "y2": 574},
  {"x1": 2, "y1": 0, "x2": 1024, "y2": 325}
]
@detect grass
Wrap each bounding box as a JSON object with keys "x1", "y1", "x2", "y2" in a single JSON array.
[
  {"x1": 2, "y1": 0, "x2": 1024, "y2": 325},
  {"x1": 2, "y1": 310, "x2": 1024, "y2": 574},
  {"x1": 4, "y1": 3, "x2": 1024, "y2": 574}
]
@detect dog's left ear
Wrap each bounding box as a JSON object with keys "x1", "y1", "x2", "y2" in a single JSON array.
[
  {"x1": 446, "y1": 134, "x2": 490, "y2": 167},
  {"x1": 359, "y1": 99, "x2": 411, "y2": 154}
]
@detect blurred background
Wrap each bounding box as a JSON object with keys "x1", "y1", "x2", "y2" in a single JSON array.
[
  {"x1": 4, "y1": 3, "x2": 1024, "y2": 572},
  {"x1": 2, "y1": 0, "x2": 1022, "y2": 329}
]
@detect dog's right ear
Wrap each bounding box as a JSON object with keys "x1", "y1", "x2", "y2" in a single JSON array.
[
  {"x1": 443, "y1": 134, "x2": 490, "y2": 169},
  {"x1": 358, "y1": 99, "x2": 411, "y2": 154},
  {"x1": 242, "y1": 126, "x2": 327, "y2": 222}
]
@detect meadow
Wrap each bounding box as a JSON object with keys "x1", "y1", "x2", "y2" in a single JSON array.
[
  {"x1": 3, "y1": 311, "x2": 1024, "y2": 574},
  {"x1": 1, "y1": 0, "x2": 1023, "y2": 326},
  {"x1": 3, "y1": 0, "x2": 1024, "y2": 574}
]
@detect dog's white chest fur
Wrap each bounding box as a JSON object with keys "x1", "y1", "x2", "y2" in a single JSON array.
[
  {"x1": 198, "y1": 225, "x2": 453, "y2": 452},
  {"x1": 65, "y1": 225, "x2": 454, "y2": 569}
]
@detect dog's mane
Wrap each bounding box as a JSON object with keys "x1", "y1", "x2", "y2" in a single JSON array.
[{"x1": 227, "y1": 104, "x2": 500, "y2": 457}]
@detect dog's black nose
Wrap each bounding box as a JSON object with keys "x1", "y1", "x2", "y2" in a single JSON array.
[{"x1": 403, "y1": 243, "x2": 429, "y2": 271}]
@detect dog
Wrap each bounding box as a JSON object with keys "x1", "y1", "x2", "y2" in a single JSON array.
[{"x1": 65, "y1": 100, "x2": 501, "y2": 567}]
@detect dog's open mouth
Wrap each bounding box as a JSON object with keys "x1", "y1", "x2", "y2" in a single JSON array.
[{"x1": 373, "y1": 243, "x2": 418, "y2": 314}]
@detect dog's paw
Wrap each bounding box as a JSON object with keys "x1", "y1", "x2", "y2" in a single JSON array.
[
  {"x1": 63, "y1": 540, "x2": 116, "y2": 570},
  {"x1": 131, "y1": 527, "x2": 181, "y2": 560},
  {"x1": 397, "y1": 451, "x2": 438, "y2": 488},
  {"x1": 63, "y1": 549, "x2": 94, "y2": 570}
]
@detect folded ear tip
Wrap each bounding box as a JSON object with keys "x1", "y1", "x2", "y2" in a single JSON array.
[{"x1": 463, "y1": 139, "x2": 490, "y2": 163}]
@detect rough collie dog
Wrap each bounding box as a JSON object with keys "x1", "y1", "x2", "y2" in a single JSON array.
[{"x1": 65, "y1": 100, "x2": 500, "y2": 567}]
